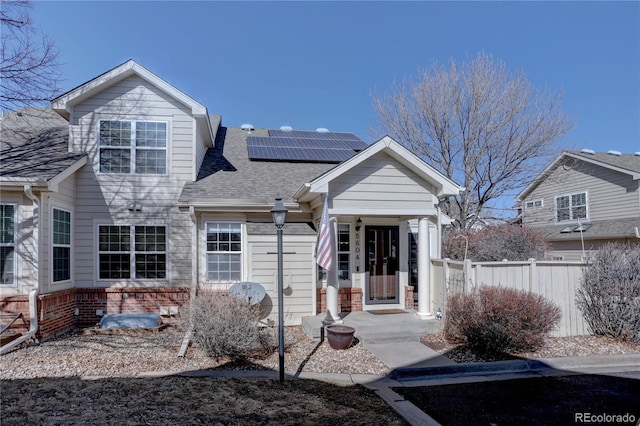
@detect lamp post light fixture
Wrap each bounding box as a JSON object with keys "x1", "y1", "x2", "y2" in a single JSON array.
[{"x1": 270, "y1": 195, "x2": 288, "y2": 383}]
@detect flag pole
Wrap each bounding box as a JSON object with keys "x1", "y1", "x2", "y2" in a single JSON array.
[{"x1": 317, "y1": 194, "x2": 341, "y2": 324}]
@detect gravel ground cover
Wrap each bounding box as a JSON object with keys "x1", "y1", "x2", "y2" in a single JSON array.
[
  {"x1": 421, "y1": 332, "x2": 640, "y2": 363},
  {"x1": 1, "y1": 325, "x2": 388, "y2": 379},
  {"x1": 2, "y1": 324, "x2": 639, "y2": 425}
]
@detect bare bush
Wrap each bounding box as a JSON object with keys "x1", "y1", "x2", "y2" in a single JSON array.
[
  {"x1": 444, "y1": 286, "x2": 562, "y2": 353},
  {"x1": 190, "y1": 291, "x2": 274, "y2": 361},
  {"x1": 443, "y1": 225, "x2": 549, "y2": 261},
  {"x1": 576, "y1": 243, "x2": 640, "y2": 343}
]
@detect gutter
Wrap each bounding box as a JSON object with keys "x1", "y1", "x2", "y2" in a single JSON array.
[{"x1": 1, "y1": 185, "x2": 41, "y2": 354}]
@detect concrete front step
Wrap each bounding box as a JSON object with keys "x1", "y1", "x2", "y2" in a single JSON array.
[{"x1": 301, "y1": 310, "x2": 444, "y2": 343}]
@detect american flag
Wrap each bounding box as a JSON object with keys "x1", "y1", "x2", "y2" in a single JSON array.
[{"x1": 316, "y1": 195, "x2": 334, "y2": 271}]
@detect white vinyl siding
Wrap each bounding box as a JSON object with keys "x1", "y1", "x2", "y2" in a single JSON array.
[
  {"x1": 67, "y1": 75, "x2": 195, "y2": 287},
  {"x1": 330, "y1": 152, "x2": 437, "y2": 214},
  {"x1": 248, "y1": 233, "x2": 316, "y2": 325},
  {"x1": 523, "y1": 158, "x2": 640, "y2": 226},
  {"x1": 0, "y1": 204, "x2": 16, "y2": 285}
]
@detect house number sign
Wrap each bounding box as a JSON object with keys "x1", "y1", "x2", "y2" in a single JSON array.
[{"x1": 355, "y1": 230, "x2": 360, "y2": 272}]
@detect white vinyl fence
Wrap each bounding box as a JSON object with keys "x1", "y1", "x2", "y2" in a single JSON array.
[{"x1": 431, "y1": 259, "x2": 589, "y2": 337}]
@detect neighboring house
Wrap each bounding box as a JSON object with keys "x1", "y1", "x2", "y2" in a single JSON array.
[
  {"x1": 516, "y1": 150, "x2": 640, "y2": 261},
  {"x1": 0, "y1": 60, "x2": 461, "y2": 341}
]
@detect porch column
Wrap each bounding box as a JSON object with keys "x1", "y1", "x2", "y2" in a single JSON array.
[{"x1": 417, "y1": 216, "x2": 432, "y2": 319}]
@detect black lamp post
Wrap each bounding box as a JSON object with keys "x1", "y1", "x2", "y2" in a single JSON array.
[{"x1": 270, "y1": 195, "x2": 288, "y2": 383}]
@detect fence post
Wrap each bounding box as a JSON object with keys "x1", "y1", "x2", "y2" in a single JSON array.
[
  {"x1": 443, "y1": 258, "x2": 450, "y2": 292},
  {"x1": 463, "y1": 259, "x2": 473, "y2": 293},
  {"x1": 528, "y1": 258, "x2": 536, "y2": 292}
]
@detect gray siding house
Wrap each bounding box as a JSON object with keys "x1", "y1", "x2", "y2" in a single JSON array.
[
  {"x1": 516, "y1": 150, "x2": 640, "y2": 261},
  {"x1": 1, "y1": 61, "x2": 461, "y2": 342}
]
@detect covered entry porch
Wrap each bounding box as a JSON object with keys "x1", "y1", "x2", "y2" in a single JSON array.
[{"x1": 294, "y1": 136, "x2": 462, "y2": 321}]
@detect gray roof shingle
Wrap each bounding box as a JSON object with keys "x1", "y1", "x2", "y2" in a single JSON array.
[
  {"x1": 533, "y1": 217, "x2": 640, "y2": 241},
  {"x1": 0, "y1": 108, "x2": 85, "y2": 180},
  {"x1": 567, "y1": 150, "x2": 640, "y2": 175},
  {"x1": 178, "y1": 125, "x2": 339, "y2": 207}
]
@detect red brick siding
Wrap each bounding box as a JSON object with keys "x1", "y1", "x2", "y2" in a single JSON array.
[
  {"x1": 1, "y1": 287, "x2": 190, "y2": 341},
  {"x1": 316, "y1": 288, "x2": 363, "y2": 313}
]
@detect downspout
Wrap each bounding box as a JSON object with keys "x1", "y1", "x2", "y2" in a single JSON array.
[
  {"x1": 635, "y1": 227, "x2": 640, "y2": 239},
  {"x1": 1, "y1": 185, "x2": 40, "y2": 354},
  {"x1": 178, "y1": 206, "x2": 198, "y2": 357}
]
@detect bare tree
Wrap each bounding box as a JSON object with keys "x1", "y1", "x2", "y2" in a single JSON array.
[
  {"x1": 372, "y1": 52, "x2": 573, "y2": 229},
  {"x1": 1, "y1": 0, "x2": 61, "y2": 112}
]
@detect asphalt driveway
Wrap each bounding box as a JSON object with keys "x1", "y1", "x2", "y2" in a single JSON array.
[{"x1": 393, "y1": 372, "x2": 640, "y2": 426}]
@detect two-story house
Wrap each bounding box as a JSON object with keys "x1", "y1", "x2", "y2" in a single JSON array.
[
  {"x1": 0, "y1": 60, "x2": 461, "y2": 345},
  {"x1": 516, "y1": 150, "x2": 640, "y2": 261}
]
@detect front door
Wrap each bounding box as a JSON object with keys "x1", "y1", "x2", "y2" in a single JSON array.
[{"x1": 366, "y1": 226, "x2": 399, "y2": 304}]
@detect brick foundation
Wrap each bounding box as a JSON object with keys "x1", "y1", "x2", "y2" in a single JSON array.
[
  {"x1": 316, "y1": 286, "x2": 415, "y2": 313},
  {"x1": 404, "y1": 286, "x2": 414, "y2": 309},
  {"x1": 0, "y1": 287, "x2": 190, "y2": 341},
  {"x1": 316, "y1": 287, "x2": 363, "y2": 313}
]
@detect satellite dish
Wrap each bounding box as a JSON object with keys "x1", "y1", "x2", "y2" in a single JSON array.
[{"x1": 228, "y1": 282, "x2": 266, "y2": 305}]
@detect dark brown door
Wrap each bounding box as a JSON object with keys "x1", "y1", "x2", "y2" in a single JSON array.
[{"x1": 366, "y1": 226, "x2": 399, "y2": 303}]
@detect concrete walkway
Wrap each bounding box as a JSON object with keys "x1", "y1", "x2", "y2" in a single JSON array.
[{"x1": 302, "y1": 309, "x2": 455, "y2": 370}]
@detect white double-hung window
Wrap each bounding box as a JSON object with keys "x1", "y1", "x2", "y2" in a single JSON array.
[
  {"x1": 206, "y1": 222, "x2": 242, "y2": 282},
  {"x1": 0, "y1": 205, "x2": 16, "y2": 285},
  {"x1": 98, "y1": 225, "x2": 166, "y2": 280},
  {"x1": 555, "y1": 192, "x2": 587, "y2": 222},
  {"x1": 99, "y1": 120, "x2": 167, "y2": 174}
]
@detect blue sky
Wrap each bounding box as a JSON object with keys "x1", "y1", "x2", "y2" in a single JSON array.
[{"x1": 33, "y1": 1, "x2": 639, "y2": 156}]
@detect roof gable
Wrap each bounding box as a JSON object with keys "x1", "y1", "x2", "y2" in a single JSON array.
[
  {"x1": 51, "y1": 60, "x2": 214, "y2": 147},
  {"x1": 517, "y1": 150, "x2": 640, "y2": 201},
  {"x1": 294, "y1": 136, "x2": 462, "y2": 200}
]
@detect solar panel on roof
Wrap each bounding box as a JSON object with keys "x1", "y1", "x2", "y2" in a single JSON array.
[
  {"x1": 269, "y1": 129, "x2": 363, "y2": 142},
  {"x1": 247, "y1": 140, "x2": 357, "y2": 163},
  {"x1": 248, "y1": 136, "x2": 364, "y2": 151},
  {"x1": 246, "y1": 129, "x2": 367, "y2": 163}
]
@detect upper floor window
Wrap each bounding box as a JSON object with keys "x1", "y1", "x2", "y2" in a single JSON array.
[
  {"x1": 1, "y1": 205, "x2": 16, "y2": 285},
  {"x1": 555, "y1": 192, "x2": 587, "y2": 222},
  {"x1": 206, "y1": 222, "x2": 242, "y2": 282},
  {"x1": 525, "y1": 199, "x2": 543, "y2": 209},
  {"x1": 99, "y1": 120, "x2": 167, "y2": 174},
  {"x1": 52, "y1": 208, "x2": 71, "y2": 282}
]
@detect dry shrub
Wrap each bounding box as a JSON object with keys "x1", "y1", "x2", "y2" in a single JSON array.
[
  {"x1": 444, "y1": 286, "x2": 562, "y2": 353},
  {"x1": 443, "y1": 225, "x2": 549, "y2": 261},
  {"x1": 576, "y1": 243, "x2": 640, "y2": 343},
  {"x1": 190, "y1": 291, "x2": 274, "y2": 361}
]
